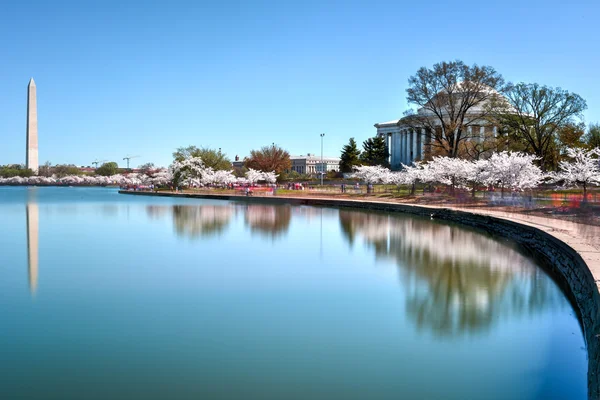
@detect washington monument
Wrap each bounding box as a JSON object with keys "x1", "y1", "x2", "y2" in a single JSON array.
[{"x1": 26, "y1": 78, "x2": 38, "y2": 173}]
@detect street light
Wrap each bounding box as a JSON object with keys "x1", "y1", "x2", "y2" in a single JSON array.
[{"x1": 320, "y1": 133, "x2": 325, "y2": 186}]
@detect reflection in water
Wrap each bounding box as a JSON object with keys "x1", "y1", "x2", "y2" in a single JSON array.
[
  {"x1": 26, "y1": 202, "x2": 39, "y2": 295},
  {"x1": 340, "y1": 211, "x2": 564, "y2": 336},
  {"x1": 146, "y1": 205, "x2": 235, "y2": 238},
  {"x1": 146, "y1": 204, "x2": 293, "y2": 240},
  {"x1": 26, "y1": 189, "x2": 39, "y2": 296},
  {"x1": 100, "y1": 204, "x2": 119, "y2": 217},
  {"x1": 172, "y1": 205, "x2": 234, "y2": 238},
  {"x1": 244, "y1": 204, "x2": 291, "y2": 238},
  {"x1": 2, "y1": 189, "x2": 586, "y2": 399},
  {"x1": 145, "y1": 205, "x2": 170, "y2": 220}
]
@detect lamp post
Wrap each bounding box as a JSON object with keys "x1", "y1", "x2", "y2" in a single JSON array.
[{"x1": 320, "y1": 133, "x2": 325, "y2": 186}]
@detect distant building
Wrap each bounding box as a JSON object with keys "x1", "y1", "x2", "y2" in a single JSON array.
[
  {"x1": 232, "y1": 155, "x2": 245, "y2": 169},
  {"x1": 290, "y1": 154, "x2": 340, "y2": 175}
]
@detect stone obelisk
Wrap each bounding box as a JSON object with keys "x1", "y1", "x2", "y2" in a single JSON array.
[{"x1": 26, "y1": 78, "x2": 38, "y2": 173}]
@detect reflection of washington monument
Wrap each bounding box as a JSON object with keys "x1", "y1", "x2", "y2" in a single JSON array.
[{"x1": 26, "y1": 193, "x2": 39, "y2": 295}]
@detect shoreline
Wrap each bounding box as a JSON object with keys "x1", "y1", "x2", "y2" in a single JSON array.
[{"x1": 120, "y1": 189, "x2": 600, "y2": 398}]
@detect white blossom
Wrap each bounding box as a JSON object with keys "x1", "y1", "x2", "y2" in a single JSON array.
[
  {"x1": 350, "y1": 165, "x2": 391, "y2": 184},
  {"x1": 261, "y1": 171, "x2": 278, "y2": 184},
  {"x1": 552, "y1": 147, "x2": 600, "y2": 196},
  {"x1": 420, "y1": 157, "x2": 472, "y2": 189},
  {"x1": 245, "y1": 168, "x2": 264, "y2": 184},
  {"x1": 480, "y1": 151, "x2": 543, "y2": 194}
]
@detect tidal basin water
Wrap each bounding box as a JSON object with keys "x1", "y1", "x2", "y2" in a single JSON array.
[{"x1": 0, "y1": 187, "x2": 587, "y2": 399}]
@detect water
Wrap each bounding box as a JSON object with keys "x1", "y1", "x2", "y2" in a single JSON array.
[{"x1": 0, "y1": 187, "x2": 587, "y2": 399}]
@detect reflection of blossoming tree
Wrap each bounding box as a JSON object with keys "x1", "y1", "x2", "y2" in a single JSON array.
[
  {"x1": 172, "y1": 205, "x2": 234, "y2": 238},
  {"x1": 339, "y1": 210, "x2": 565, "y2": 337},
  {"x1": 244, "y1": 205, "x2": 291, "y2": 238},
  {"x1": 144, "y1": 205, "x2": 235, "y2": 239}
]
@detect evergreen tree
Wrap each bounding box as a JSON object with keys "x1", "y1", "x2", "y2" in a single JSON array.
[
  {"x1": 340, "y1": 138, "x2": 362, "y2": 173},
  {"x1": 360, "y1": 136, "x2": 390, "y2": 167}
]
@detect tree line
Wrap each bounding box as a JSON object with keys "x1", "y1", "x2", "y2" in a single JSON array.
[
  {"x1": 350, "y1": 147, "x2": 600, "y2": 199},
  {"x1": 340, "y1": 60, "x2": 599, "y2": 172}
]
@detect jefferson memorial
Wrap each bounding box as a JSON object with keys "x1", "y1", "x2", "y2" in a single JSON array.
[{"x1": 374, "y1": 84, "x2": 502, "y2": 170}]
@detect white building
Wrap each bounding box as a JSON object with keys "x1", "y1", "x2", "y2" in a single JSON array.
[
  {"x1": 375, "y1": 83, "x2": 503, "y2": 170},
  {"x1": 374, "y1": 119, "x2": 424, "y2": 171},
  {"x1": 290, "y1": 154, "x2": 340, "y2": 175}
]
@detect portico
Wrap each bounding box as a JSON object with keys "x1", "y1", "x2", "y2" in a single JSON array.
[{"x1": 374, "y1": 120, "x2": 428, "y2": 170}]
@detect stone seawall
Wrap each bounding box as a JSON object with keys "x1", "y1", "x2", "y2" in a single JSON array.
[{"x1": 120, "y1": 190, "x2": 600, "y2": 398}]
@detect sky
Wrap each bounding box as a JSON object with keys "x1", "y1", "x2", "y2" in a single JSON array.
[{"x1": 1, "y1": 0, "x2": 599, "y2": 168}]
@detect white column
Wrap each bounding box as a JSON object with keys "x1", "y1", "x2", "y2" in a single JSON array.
[
  {"x1": 407, "y1": 130, "x2": 412, "y2": 164},
  {"x1": 391, "y1": 133, "x2": 397, "y2": 169},
  {"x1": 398, "y1": 131, "x2": 403, "y2": 166},
  {"x1": 420, "y1": 128, "x2": 426, "y2": 159},
  {"x1": 396, "y1": 132, "x2": 401, "y2": 168},
  {"x1": 385, "y1": 133, "x2": 394, "y2": 166},
  {"x1": 406, "y1": 130, "x2": 410, "y2": 164},
  {"x1": 401, "y1": 130, "x2": 407, "y2": 166},
  {"x1": 410, "y1": 129, "x2": 417, "y2": 163}
]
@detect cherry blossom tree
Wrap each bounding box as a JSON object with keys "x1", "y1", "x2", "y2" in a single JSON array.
[
  {"x1": 391, "y1": 163, "x2": 426, "y2": 195},
  {"x1": 350, "y1": 165, "x2": 390, "y2": 184},
  {"x1": 422, "y1": 157, "x2": 473, "y2": 193},
  {"x1": 213, "y1": 169, "x2": 237, "y2": 186},
  {"x1": 170, "y1": 156, "x2": 208, "y2": 187},
  {"x1": 150, "y1": 169, "x2": 173, "y2": 186},
  {"x1": 552, "y1": 147, "x2": 600, "y2": 199},
  {"x1": 261, "y1": 171, "x2": 278, "y2": 184},
  {"x1": 481, "y1": 151, "x2": 543, "y2": 197},
  {"x1": 245, "y1": 168, "x2": 264, "y2": 185},
  {"x1": 464, "y1": 159, "x2": 490, "y2": 197}
]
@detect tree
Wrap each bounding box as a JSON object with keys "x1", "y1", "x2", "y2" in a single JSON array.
[
  {"x1": 170, "y1": 156, "x2": 209, "y2": 186},
  {"x1": 149, "y1": 169, "x2": 173, "y2": 186},
  {"x1": 551, "y1": 147, "x2": 600, "y2": 199},
  {"x1": 360, "y1": 136, "x2": 390, "y2": 167},
  {"x1": 391, "y1": 162, "x2": 425, "y2": 195},
  {"x1": 584, "y1": 123, "x2": 600, "y2": 149},
  {"x1": 53, "y1": 164, "x2": 82, "y2": 177},
  {"x1": 0, "y1": 164, "x2": 35, "y2": 178},
  {"x1": 245, "y1": 168, "x2": 264, "y2": 184},
  {"x1": 38, "y1": 161, "x2": 53, "y2": 177},
  {"x1": 96, "y1": 162, "x2": 119, "y2": 176},
  {"x1": 340, "y1": 138, "x2": 362, "y2": 173},
  {"x1": 138, "y1": 162, "x2": 156, "y2": 175},
  {"x1": 493, "y1": 83, "x2": 587, "y2": 170},
  {"x1": 244, "y1": 144, "x2": 291, "y2": 175},
  {"x1": 404, "y1": 60, "x2": 505, "y2": 158},
  {"x1": 480, "y1": 152, "x2": 544, "y2": 197},
  {"x1": 173, "y1": 146, "x2": 232, "y2": 171},
  {"x1": 421, "y1": 156, "x2": 473, "y2": 194},
  {"x1": 350, "y1": 165, "x2": 391, "y2": 184}
]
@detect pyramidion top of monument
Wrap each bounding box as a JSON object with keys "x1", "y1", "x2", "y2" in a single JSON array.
[{"x1": 28, "y1": 77, "x2": 35, "y2": 86}]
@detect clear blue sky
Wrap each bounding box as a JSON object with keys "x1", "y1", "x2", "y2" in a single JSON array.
[{"x1": 1, "y1": 0, "x2": 599, "y2": 168}]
